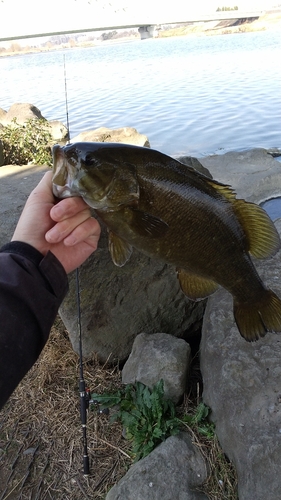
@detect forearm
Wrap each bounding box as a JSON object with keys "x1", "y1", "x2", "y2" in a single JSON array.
[{"x1": 0, "y1": 242, "x2": 68, "y2": 409}]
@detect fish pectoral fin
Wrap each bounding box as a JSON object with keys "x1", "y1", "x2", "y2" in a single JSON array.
[
  {"x1": 108, "y1": 231, "x2": 132, "y2": 267},
  {"x1": 177, "y1": 269, "x2": 219, "y2": 300},
  {"x1": 128, "y1": 208, "x2": 169, "y2": 238},
  {"x1": 206, "y1": 179, "x2": 280, "y2": 259},
  {"x1": 234, "y1": 199, "x2": 280, "y2": 258}
]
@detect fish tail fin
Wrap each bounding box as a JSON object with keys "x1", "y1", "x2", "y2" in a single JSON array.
[{"x1": 234, "y1": 289, "x2": 281, "y2": 341}]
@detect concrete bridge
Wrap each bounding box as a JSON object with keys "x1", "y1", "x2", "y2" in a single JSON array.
[
  {"x1": 0, "y1": 10, "x2": 263, "y2": 43},
  {"x1": 138, "y1": 11, "x2": 262, "y2": 39}
]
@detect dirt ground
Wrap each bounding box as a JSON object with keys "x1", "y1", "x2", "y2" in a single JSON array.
[{"x1": 0, "y1": 317, "x2": 238, "y2": 499}]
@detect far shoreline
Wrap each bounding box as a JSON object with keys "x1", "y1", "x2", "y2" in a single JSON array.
[{"x1": 1, "y1": 10, "x2": 280, "y2": 59}]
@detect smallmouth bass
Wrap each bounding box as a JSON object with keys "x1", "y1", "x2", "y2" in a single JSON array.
[{"x1": 52, "y1": 142, "x2": 281, "y2": 341}]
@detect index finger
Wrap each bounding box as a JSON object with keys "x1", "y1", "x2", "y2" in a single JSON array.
[
  {"x1": 50, "y1": 196, "x2": 90, "y2": 222},
  {"x1": 27, "y1": 171, "x2": 54, "y2": 205}
]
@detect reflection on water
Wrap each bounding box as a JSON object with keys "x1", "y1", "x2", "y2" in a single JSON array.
[{"x1": 0, "y1": 30, "x2": 280, "y2": 157}]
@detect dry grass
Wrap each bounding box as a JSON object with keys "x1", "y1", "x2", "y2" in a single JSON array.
[{"x1": 0, "y1": 317, "x2": 237, "y2": 499}]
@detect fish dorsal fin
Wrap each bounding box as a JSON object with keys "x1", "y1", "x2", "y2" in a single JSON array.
[
  {"x1": 108, "y1": 231, "x2": 132, "y2": 267},
  {"x1": 177, "y1": 269, "x2": 219, "y2": 300},
  {"x1": 128, "y1": 208, "x2": 169, "y2": 238},
  {"x1": 206, "y1": 179, "x2": 237, "y2": 201},
  {"x1": 233, "y1": 199, "x2": 280, "y2": 258}
]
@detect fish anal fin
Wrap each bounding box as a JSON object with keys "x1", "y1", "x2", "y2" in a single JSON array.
[
  {"x1": 234, "y1": 200, "x2": 280, "y2": 258},
  {"x1": 108, "y1": 231, "x2": 132, "y2": 267},
  {"x1": 128, "y1": 208, "x2": 169, "y2": 238},
  {"x1": 234, "y1": 289, "x2": 281, "y2": 341},
  {"x1": 177, "y1": 269, "x2": 219, "y2": 301}
]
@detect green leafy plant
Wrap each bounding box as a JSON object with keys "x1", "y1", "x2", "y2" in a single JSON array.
[
  {"x1": 181, "y1": 402, "x2": 215, "y2": 439},
  {"x1": 0, "y1": 118, "x2": 53, "y2": 166},
  {"x1": 91, "y1": 380, "x2": 181, "y2": 460}
]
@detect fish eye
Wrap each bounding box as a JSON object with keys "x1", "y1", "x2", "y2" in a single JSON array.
[{"x1": 83, "y1": 154, "x2": 96, "y2": 168}]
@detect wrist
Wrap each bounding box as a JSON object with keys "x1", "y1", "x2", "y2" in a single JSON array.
[
  {"x1": 0, "y1": 241, "x2": 68, "y2": 299},
  {"x1": 0, "y1": 241, "x2": 45, "y2": 266}
]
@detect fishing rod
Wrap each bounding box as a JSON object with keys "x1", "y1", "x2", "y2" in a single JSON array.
[
  {"x1": 76, "y1": 269, "x2": 90, "y2": 476},
  {"x1": 63, "y1": 54, "x2": 90, "y2": 476}
]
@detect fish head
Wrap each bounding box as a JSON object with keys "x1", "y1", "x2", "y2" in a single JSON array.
[{"x1": 52, "y1": 142, "x2": 139, "y2": 210}]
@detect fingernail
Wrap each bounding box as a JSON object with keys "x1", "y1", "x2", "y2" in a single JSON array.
[
  {"x1": 52, "y1": 204, "x2": 64, "y2": 219},
  {"x1": 64, "y1": 234, "x2": 77, "y2": 246},
  {"x1": 46, "y1": 228, "x2": 59, "y2": 242}
]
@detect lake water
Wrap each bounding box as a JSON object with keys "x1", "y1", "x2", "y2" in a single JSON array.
[
  {"x1": 261, "y1": 197, "x2": 281, "y2": 221},
  {"x1": 0, "y1": 30, "x2": 280, "y2": 157}
]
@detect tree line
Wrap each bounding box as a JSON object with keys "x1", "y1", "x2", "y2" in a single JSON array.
[{"x1": 216, "y1": 6, "x2": 239, "y2": 11}]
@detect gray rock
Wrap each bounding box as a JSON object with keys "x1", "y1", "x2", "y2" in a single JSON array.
[
  {"x1": 71, "y1": 126, "x2": 150, "y2": 147},
  {"x1": 122, "y1": 332, "x2": 191, "y2": 403},
  {"x1": 177, "y1": 155, "x2": 213, "y2": 178},
  {"x1": 0, "y1": 102, "x2": 45, "y2": 125},
  {"x1": 200, "y1": 149, "x2": 281, "y2": 500},
  {"x1": 201, "y1": 251, "x2": 281, "y2": 499},
  {"x1": 200, "y1": 148, "x2": 281, "y2": 204},
  {"x1": 0, "y1": 103, "x2": 68, "y2": 142},
  {"x1": 106, "y1": 432, "x2": 209, "y2": 500},
  {"x1": 0, "y1": 108, "x2": 7, "y2": 122},
  {"x1": 60, "y1": 227, "x2": 205, "y2": 362},
  {"x1": 48, "y1": 120, "x2": 68, "y2": 141}
]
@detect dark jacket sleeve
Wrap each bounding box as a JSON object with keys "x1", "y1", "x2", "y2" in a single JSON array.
[{"x1": 0, "y1": 241, "x2": 68, "y2": 409}]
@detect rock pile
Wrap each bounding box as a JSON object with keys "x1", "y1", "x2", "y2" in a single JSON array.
[
  {"x1": 200, "y1": 149, "x2": 281, "y2": 500},
  {"x1": 0, "y1": 103, "x2": 151, "y2": 167},
  {"x1": 71, "y1": 126, "x2": 150, "y2": 147},
  {"x1": 0, "y1": 103, "x2": 69, "y2": 145}
]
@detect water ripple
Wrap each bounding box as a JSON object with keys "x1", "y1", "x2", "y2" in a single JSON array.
[{"x1": 0, "y1": 30, "x2": 280, "y2": 156}]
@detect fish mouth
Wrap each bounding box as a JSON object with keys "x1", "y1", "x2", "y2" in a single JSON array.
[
  {"x1": 52, "y1": 183, "x2": 75, "y2": 198},
  {"x1": 52, "y1": 144, "x2": 79, "y2": 199}
]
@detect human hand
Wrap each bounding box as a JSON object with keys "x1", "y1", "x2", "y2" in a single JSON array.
[{"x1": 12, "y1": 171, "x2": 101, "y2": 273}]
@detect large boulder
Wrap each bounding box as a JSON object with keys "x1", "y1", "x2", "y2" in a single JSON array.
[
  {"x1": 0, "y1": 103, "x2": 68, "y2": 141},
  {"x1": 122, "y1": 332, "x2": 191, "y2": 403},
  {"x1": 71, "y1": 126, "x2": 150, "y2": 147},
  {"x1": 200, "y1": 148, "x2": 281, "y2": 203},
  {"x1": 0, "y1": 103, "x2": 45, "y2": 125},
  {"x1": 201, "y1": 242, "x2": 281, "y2": 500},
  {"x1": 48, "y1": 120, "x2": 68, "y2": 141},
  {"x1": 106, "y1": 432, "x2": 209, "y2": 500},
  {"x1": 200, "y1": 149, "x2": 281, "y2": 500},
  {"x1": 0, "y1": 108, "x2": 7, "y2": 123},
  {"x1": 60, "y1": 228, "x2": 205, "y2": 362}
]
